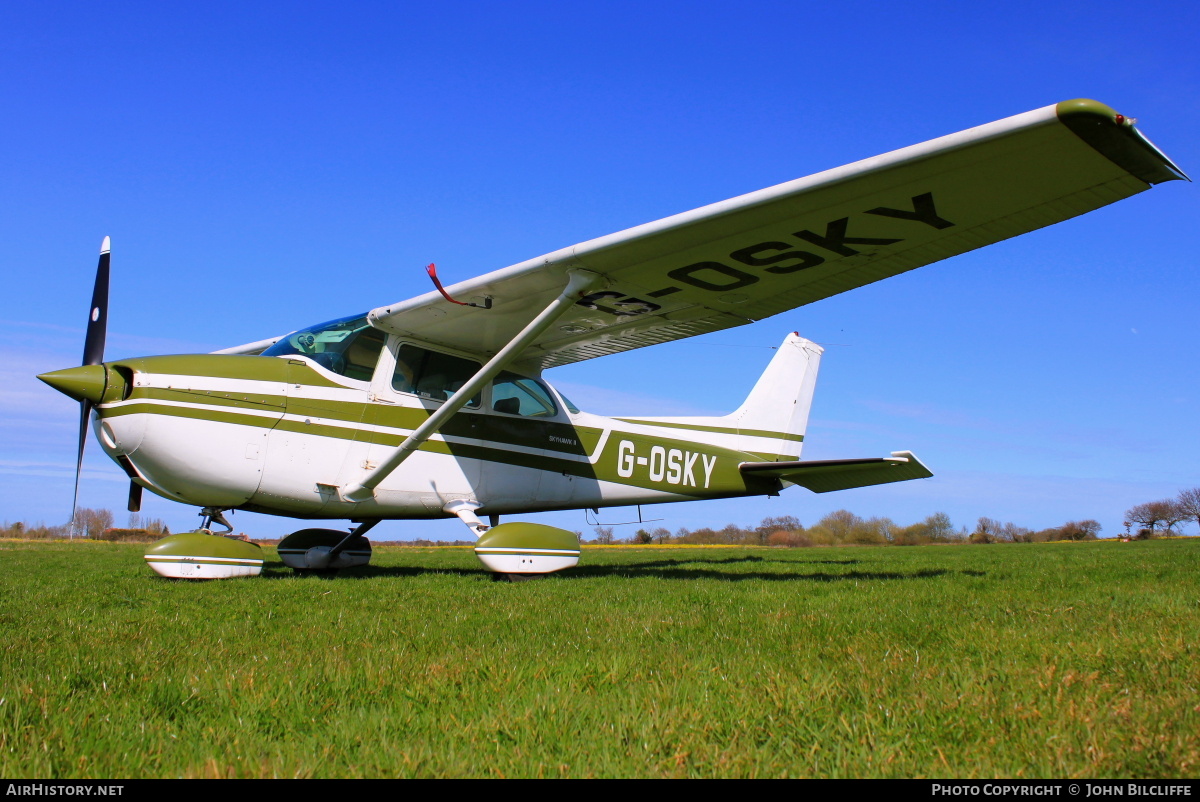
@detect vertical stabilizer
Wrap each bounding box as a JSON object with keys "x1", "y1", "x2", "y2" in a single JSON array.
[
  {"x1": 618, "y1": 333, "x2": 823, "y2": 460},
  {"x1": 727, "y1": 333, "x2": 823, "y2": 459}
]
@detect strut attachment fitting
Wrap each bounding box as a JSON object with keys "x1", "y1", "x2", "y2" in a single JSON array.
[
  {"x1": 341, "y1": 268, "x2": 604, "y2": 502},
  {"x1": 445, "y1": 500, "x2": 489, "y2": 536}
]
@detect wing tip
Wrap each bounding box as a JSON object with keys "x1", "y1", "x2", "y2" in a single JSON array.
[{"x1": 1056, "y1": 99, "x2": 1188, "y2": 184}]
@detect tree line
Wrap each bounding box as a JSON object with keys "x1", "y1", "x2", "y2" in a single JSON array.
[
  {"x1": 1123, "y1": 488, "x2": 1200, "y2": 538},
  {"x1": 0, "y1": 509, "x2": 170, "y2": 541},
  {"x1": 5, "y1": 488, "x2": 1198, "y2": 546},
  {"x1": 592, "y1": 489, "x2": 1200, "y2": 547},
  {"x1": 590, "y1": 509, "x2": 1111, "y2": 547}
]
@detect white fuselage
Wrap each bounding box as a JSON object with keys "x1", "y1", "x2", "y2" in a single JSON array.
[{"x1": 93, "y1": 349, "x2": 778, "y2": 522}]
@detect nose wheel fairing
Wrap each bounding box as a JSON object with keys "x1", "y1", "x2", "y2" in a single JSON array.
[{"x1": 143, "y1": 531, "x2": 264, "y2": 580}]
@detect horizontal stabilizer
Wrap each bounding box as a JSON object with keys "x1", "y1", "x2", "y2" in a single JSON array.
[{"x1": 739, "y1": 450, "x2": 932, "y2": 493}]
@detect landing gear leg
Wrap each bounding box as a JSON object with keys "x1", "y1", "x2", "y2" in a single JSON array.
[
  {"x1": 198, "y1": 507, "x2": 233, "y2": 535},
  {"x1": 327, "y1": 519, "x2": 379, "y2": 561}
]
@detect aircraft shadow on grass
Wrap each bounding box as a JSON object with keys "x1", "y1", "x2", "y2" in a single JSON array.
[{"x1": 260, "y1": 554, "x2": 986, "y2": 583}]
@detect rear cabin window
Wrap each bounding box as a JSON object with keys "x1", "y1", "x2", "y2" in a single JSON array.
[
  {"x1": 492, "y1": 373, "x2": 558, "y2": 418},
  {"x1": 558, "y1": 392, "x2": 581, "y2": 414},
  {"x1": 262, "y1": 314, "x2": 385, "y2": 382},
  {"x1": 393, "y1": 344, "x2": 481, "y2": 407}
]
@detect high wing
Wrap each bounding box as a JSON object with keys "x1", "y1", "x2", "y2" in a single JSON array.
[
  {"x1": 369, "y1": 99, "x2": 1185, "y2": 370},
  {"x1": 740, "y1": 451, "x2": 934, "y2": 494}
]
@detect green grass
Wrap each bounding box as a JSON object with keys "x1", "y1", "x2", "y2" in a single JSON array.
[{"x1": 1, "y1": 539, "x2": 1198, "y2": 778}]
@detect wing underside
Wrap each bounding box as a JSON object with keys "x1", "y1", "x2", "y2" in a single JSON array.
[{"x1": 368, "y1": 99, "x2": 1185, "y2": 370}]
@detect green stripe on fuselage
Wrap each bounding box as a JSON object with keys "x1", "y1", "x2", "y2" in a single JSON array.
[
  {"x1": 99, "y1": 355, "x2": 776, "y2": 498},
  {"x1": 133, "y1": 387, "x2": 284, "y2": 410},
  {"x1": 122, "y1": 385, "x2": 603, "y2": 457},
  {"x1": 613, "y1": 418, "x2": 804, "y2": 443},
  {"x1": 101, "y1": 398, "x2": 772, "y2": 497}
]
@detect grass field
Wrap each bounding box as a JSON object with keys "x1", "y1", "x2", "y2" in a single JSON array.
[{"x1": 1, "y1": 538, "x2": 1198, "y2": 778}]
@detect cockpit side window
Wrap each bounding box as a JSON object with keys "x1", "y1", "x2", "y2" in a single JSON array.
[
  {"x1": 262, "y1": 314, "x2": 385, "y2": 383},
  {"x1": 392, "y1": 344, "x2": 481, "y2": 407},
  {"x1": 492, "y1": 372, "x2": 558, "y2": 418}
]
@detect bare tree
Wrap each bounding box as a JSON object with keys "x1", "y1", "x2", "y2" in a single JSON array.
[
  {"x1": 866, "y1": 516, "x2": 898, "y2": 543},
  {"x1": 720, "y1": 523, "x2": 749, "y2": 543},
  {"x1": 1000, "y1": 521, "x2": 1034, "y2": 543},
  {"x1": 815, "y1": 509, "x2": 864, "y2": 543},
  {"x1": 1059, "y1": 520, "x2": 1102, "y2": 541},
  {"x1": 1162, "y1": 501, "x2": 1189, "y2": 534},
  {"x1": 592, "y1": 526, "x2": 614, "y2": 545},
  {"x1": 1177, "y1": 488, "x2": 1200, "y2": 534},
  {"x1": 1126, "y1": 499, "x2": 1187, "y2": 536},
  {"x1": 144, "y1": 518, "x2": 170, "y2": 536},
  {"x1": 971, "y1": 516, "x2": 1002, "y2": 544},
  {"x1": 755, "y1": 515, "x2": 801, "y2": 545},
  {"x1": 75, "y1": 508, "x2": 115, "y2": 539},
  {"x1": 924, "y1": 512, "x2": 956, "y2": 542}
]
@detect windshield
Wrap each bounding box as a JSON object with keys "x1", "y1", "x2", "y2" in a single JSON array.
[{"x1": 262, "y1": 314, "x2": 385, "y2": 382}]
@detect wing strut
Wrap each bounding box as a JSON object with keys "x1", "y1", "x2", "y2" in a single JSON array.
[{"x1": 341, "y1": 268, "x2": 604, "y2": 502}]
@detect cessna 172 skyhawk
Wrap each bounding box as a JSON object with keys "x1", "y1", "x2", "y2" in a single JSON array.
[{"x1": 38, "y1": 99, "x2": 1186, "y2": 580}]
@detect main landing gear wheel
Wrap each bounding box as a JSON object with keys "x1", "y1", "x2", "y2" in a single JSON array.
[
  {"x1": 277, "y1": 522, "x2": 378, "y2": 575},
  {"x1": 472, "y1": 523, "x2": 581, "y2": 579},
  {"x1": 447, "y1": 505, "x2": 580, "y2": 582}
]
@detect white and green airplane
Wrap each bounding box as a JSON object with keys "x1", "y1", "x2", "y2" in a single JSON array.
[{"x1": 38, "y1": 99, "x2": 1186, "y2": 580}]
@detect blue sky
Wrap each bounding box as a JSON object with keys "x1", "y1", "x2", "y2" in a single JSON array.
[{"x1": 2, "y1": 0, "x2": 1197, "y2": 540}]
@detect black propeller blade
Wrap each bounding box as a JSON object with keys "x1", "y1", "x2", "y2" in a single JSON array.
[
  {"x1": 70, "y1": 237, "x2": 110, "y2": 537},
  {"x1": 83, "y1": 237, "x2": 109, "y2": 367}
]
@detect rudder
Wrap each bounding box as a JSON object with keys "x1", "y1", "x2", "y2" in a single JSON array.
[
  {"x1": 618, "y1": 332, "x2": 823, "y2": 461},
  {"x1": 726, "y1": 333, "x2": 823, "y2": 460}
]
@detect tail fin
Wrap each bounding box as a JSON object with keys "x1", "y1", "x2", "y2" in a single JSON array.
[
  {"x1": 726, "y1": 333, "x2": 823, "y2": 458},
  {"x1": 620, "y1": 333, "x2": 823, "y2": 460}
]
